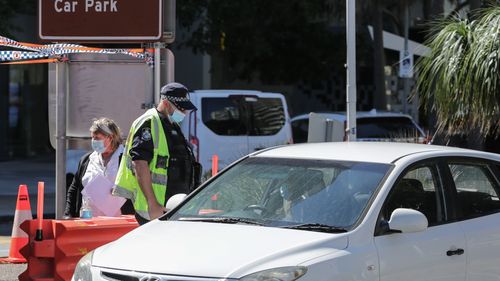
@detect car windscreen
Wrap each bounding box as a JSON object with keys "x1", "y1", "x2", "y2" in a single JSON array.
[
  {"x1": 169, "y1": 157, "x2": 390, "y2": 230},
  {"x1": 357, "y1": 117, "x2": 423, "y2": 140}
]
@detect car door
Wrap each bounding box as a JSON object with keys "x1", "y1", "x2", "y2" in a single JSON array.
[
  {"x1": 444, "y1": 159, "x2": 500, "y2": 281},
  {"x1": 374, "y1": 161, "x2": 467, "y2": 281}
]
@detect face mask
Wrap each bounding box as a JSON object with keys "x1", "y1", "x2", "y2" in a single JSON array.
[
  {"x1": 91, "y1": 139, "x2": 107, "y2": 154},
  {"x1": 170, "y1": 109, "x2": 185, "y2": 124}
]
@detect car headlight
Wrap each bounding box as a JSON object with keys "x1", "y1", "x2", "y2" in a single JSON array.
[
  {"x1": 239, "y1": 266, "x2": 307, "y2": 281},
  {"x1": 72, "y1": 250, "x2": 94, "y2": 281}
]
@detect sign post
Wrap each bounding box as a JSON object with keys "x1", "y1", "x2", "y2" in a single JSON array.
[{"x1": 39, "y1": 0, "x2": 174, "y2": 218}]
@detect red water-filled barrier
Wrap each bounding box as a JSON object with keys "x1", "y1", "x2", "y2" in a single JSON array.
[{"x1": 18, "y1": 216, "x2": 138, "y2": 281}]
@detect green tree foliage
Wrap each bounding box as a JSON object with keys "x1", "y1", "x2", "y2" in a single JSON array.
[
  {"x1": 177, "y1": 0, "x2": 345, "y2": 84},
  {"x1": 0, "y1": 0, "x2": 36, "y2": 38},
  {"x1": 416, "y1": 5, "x2": 499, "y2": 137}
]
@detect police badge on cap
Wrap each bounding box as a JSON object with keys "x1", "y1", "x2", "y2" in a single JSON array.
[{"x1": 160, "y1": 82, "x2": 197, "y2": 111}]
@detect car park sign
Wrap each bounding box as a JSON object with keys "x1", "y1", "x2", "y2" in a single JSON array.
[{"x1": 39, "y1": 0, "x2": 162, "y2": 42}]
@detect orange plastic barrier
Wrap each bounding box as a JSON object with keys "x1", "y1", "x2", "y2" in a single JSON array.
[
  {"x1": 19, "y1": 216, "x2": 139, "y2": 281},
  {"x1": 0, "y1": 184, "x2": 33, "y2": 264}
]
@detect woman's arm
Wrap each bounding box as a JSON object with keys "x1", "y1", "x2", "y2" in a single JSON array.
[{"x1": 64, "y1": 153, "x2": 91, "y2": 218}]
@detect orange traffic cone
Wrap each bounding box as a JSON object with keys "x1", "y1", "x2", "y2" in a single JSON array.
[{"x1": 0, "y1": 184, "x2": 32, "y2": 263}]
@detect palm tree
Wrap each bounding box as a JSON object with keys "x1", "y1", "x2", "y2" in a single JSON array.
[{"x1": 416, "y1": 5, "x2": 500, "y2": 138}]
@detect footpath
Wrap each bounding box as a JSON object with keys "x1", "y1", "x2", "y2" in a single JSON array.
[
  {"x1": 0, "y1": 155, "x2": 56, "y2": 281},
  {"x1": 0, "y1": 154, "x2": 56, "y2": 238},
  {"x1": 0, "y1": 155, "x2": 55, "y2": 279}
]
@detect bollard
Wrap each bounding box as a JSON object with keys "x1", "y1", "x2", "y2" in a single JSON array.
[{"x1": 212, "y1": 155, "x2": 219, "y2": 177}]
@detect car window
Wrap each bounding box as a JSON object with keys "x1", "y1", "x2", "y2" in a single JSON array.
[
  {"x1": 382, "y1": 165, "x2": 445, "y2": 226},
  {"x1": 247, "y1": 98, "x2": 285, "y2": 136},
  {"x1": 201, "y1": 97, "x2": 247, "y2": 135},
  {"x1": 449, "y1": 163, "x2": 500, "y2": 219},
  {"x1": 357, "y1": 117, "x2": 423, "y2": 140},
  {"x1": 170, "y1": 157, "x2": 390, "y2": 230},
  {"x1": 291, "y1": 119, "x2": 309, "y2": 143}
]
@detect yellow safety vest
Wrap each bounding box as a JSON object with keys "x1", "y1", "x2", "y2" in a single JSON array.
[{"x1": 114, "y1": 108, "x2": 170, "y2": 220}]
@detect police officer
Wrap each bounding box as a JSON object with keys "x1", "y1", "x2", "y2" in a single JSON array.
[{"x1": 114, "y1": 82, "x2": 201, "y2": 225}]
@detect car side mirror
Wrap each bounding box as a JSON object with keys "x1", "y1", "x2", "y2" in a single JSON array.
[
  {"x1": 165, "y1": 193, "x2": 187, "y2": 212},
  {"x1": 388, "y1": 208, "x2": 428, "y2": 233}
]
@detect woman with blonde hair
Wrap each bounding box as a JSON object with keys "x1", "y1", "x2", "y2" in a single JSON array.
[{"x1": 64, "y1": 117, "x2": 129, "y2": 218}]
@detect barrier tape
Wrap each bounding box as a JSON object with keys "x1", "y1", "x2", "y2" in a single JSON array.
[
  {"x1": 1, "y1": 58, "x2": 62, "y2": 65},
  {"x1": 0, "y1": 51, "x2": 51, "y2": 61},
  {"x1": 0, "y1": 35, "x2": 153, "y2": 65}
]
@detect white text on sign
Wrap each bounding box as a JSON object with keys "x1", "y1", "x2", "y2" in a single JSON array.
[{"x1": 54, "y1": 0, "x2": 118, "y2": 13}]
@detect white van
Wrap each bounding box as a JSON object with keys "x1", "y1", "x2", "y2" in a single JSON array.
[{"x1": 180, "y1": 90, "x2": 293, "y2": 177}]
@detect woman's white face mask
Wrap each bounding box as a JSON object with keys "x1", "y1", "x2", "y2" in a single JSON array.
[
  {"x1": 91, "y1": 133, "x2": 111, "y2": 154},
  {"x1": 91, "y1": 139, "x2": 107, "y2": 153}
]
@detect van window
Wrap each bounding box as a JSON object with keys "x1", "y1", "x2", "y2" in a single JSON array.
[
  {"x1": 201, "y1": 98, "x2": 247, "y2": 136},
  {"x1": 357, "y1": 117, "x2": 422, "y2": 139},
  {"x1": 248, "y1": 98, "x2": 285, "y2": 136}
]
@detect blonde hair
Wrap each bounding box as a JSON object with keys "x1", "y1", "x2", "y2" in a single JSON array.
[{"x1": 89, "y1": 118, "x2": 122, "y2": 150}]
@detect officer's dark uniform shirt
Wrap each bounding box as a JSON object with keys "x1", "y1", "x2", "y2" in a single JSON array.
[{"x1": 129, "y1": 110, "x2": 195, "y2": 204}]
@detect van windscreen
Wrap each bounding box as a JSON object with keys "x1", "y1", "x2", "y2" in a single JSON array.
[{"x1": 357, "y1": 117, "x2": 422, "y2": 139}]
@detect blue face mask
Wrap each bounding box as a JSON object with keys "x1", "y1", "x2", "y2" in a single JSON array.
[
  {"x1": 170, "y1": 109, "x2": 186, "y2": 124},
  {"x1": 91, "y1": 139, "x2": 107, "y2": 154}
]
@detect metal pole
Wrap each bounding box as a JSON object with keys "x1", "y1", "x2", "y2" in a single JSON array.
[
  {"x1": 55, "y1": 61, "x2": 67, "y2": 219},
  {"x1": 346, "y1": 0, "x2": 357, "y2": 141},
  {"x1": 154, "y1": 44, "x2": 162, "y2": 105},
  {"x1": 162, "y1": 49, "x2": 175, "y2": 84},
  {"x1": 403, "y1": 0, "x2": 410, "y2": 114}
]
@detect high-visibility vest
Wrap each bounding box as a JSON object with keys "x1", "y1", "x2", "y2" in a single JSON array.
[{"x1": 114, "y1": 108, "x2": 170, "y2": 220}]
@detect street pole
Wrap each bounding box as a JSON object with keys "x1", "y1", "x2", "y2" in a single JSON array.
[
  {"x1": 403, "y1": 0, "x2": 410, "y2": 114},
  {"x1": 346, "y1": 0, "x2": 357, "y2": 141},
  {"x1": 55, "y1": 61, "x2": 67, "y2": 219},
  {"x1": 154, "y1": 43, "x2": 162, "y2": 105}
]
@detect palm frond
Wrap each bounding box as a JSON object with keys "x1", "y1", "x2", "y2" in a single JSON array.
[{"x1": 416, "y1": 6, "x2": 500, "y2": 137}]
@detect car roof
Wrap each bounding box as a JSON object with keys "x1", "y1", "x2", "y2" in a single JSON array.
[
  {"x1": 291, "y1": 110, "x2": 414, "y2": 122},
  {"x1": 191, "y1": 90, "x2": 283, "y2": 97},
  {"x1": 253, "y1": 142, "x2": 496, "y2": 164}
]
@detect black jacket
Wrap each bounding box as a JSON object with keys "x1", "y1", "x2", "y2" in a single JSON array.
[{"x1": 64, "y1": 152, "x2": 133, "y2": 218}]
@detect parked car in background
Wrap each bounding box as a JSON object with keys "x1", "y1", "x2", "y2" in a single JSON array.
[
  {"x1": 291, "y1": 110, "x2": 428, "y2": 143},
  {"x1": 73, "y1": 142, "x2": 500, "y2": 281},
  {"x1": 180, "y1": 90, "x2": 293, "y2": 177}
]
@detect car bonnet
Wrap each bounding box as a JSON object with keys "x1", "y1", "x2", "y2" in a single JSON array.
[{"x1": 92, "y1": 220, "x2": 348, "y2": 278}]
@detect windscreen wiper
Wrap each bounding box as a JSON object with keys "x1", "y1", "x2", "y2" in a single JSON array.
[
  {"x1": 281, "y1": 223, "x2": 348, "y2": 233},
  {"x1": 178, "y1": 217, "x2": 264, "y2": 225}
]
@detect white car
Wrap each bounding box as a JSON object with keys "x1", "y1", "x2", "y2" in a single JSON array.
[
  {"x1": 73, "y1": 142, "x2": 500, "y2": 281},
  {"x1": 291, "y1": 110, "x2": 428, "y2": 143}
]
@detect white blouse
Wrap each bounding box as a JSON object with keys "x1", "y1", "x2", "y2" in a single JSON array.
[{"x1": 81, "y1": 145, "x2": 125, "y2": 217}]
